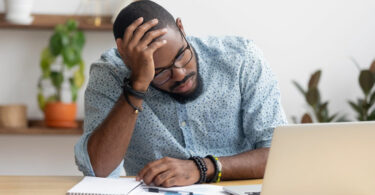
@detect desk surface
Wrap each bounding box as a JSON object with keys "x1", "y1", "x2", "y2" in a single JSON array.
[{"x1": 0, "y1": 176, "x2": 262, "y2": 195}]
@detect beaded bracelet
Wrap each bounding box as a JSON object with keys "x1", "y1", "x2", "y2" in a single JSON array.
[
  {"x1": 122, "y1": 78, "x2": 147, "y2": 99},
  {"x1": 189, "y1": 156, "x2": 207, "y2": 184},
  {"x1": 215, "y1": 156, "x2": 222, "y2": 182},
  {"x1": 206, "y1": 155, "x2": 222, "y2": 183},
  {"x1": 122, "y1": 77, "x2": 146, "y2": 114},
  {"x1": 123, "y1": 92, "x2": 143, "y2": 114}
]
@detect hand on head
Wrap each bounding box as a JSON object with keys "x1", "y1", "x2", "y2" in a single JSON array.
[{"x1": 116, "y1": 17, "x2": 168, "y2": 91}]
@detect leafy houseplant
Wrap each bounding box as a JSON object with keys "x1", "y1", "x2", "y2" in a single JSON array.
[
  {"x1": 37, "y1": 19, "x2": 85, "y2": 128},
  {"x1": 348, "y1": 60, "x2": 375, "y2": 121},
  {"x1": 292, "y1": 70, "x2": 347, "y2": 123}
]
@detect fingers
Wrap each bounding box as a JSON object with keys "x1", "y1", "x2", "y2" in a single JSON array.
[
  {"x1": 161, "y1": 177, "x2": 177, "y2": 187},
  {"x1": 128, "y1": 18, "x2": 159, "y2": 49},
  {"x1": 145, "y1": 39, "x2": 167, "y2": 54},
  {"x1": 153, "y1": 171, "x2": 175, "y2": 186},
  {"x1": 137, "y1": 158, "x2": 169, "y2": 184},
  {"x1": 137, "y1": 157, "x2": 198, "y2": 187},
  {"x1": 137, "y1": 159, "x2": 161, "y2": 180},
  {"x1": 138, "y1": 28, "x2": 168, "y2": 49},
  {"x1": 123, "y1": 17, "x2": 144, "y2": 45}
]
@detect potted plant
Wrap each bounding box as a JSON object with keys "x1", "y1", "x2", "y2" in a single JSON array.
[
  {"x1": 37, "y1": 19, "x2": 85, "y2": 128},
  {"x1": 292, "y1": 70, "x2": 347, "y2": 123},
  {"x1": 4, "y1": 0, "x2": 34, "y2": 25},
  {"x1": 348, "y1": 60, "x2": 375, "y2": 121}
]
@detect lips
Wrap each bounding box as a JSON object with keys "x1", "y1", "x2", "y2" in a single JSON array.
[{"x1": 174, "y1": 76, "x2": 194, "y2": 93}]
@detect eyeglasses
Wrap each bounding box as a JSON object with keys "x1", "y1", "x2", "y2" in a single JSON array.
[{"x1": 152, "y1": 30, "x2": 193, "y2": 86}]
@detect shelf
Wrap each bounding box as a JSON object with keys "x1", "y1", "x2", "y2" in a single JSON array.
[
  {"x1": 0, "y1": 13, "x2": 112, "y2": 31},
  {"x1": 0, "y1": 120, "x2": 83, "y2": 135}
]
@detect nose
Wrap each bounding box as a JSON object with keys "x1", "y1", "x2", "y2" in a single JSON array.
[{"x1": 171, "y1": 67, "x2": 186, "y2": 82}]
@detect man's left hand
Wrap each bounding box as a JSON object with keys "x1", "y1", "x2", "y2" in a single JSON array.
[{"x1": 136, "y1": 157, "x2": 200, "y2": 187}]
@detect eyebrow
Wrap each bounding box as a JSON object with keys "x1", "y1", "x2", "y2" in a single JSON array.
[{"x1": 155, "y1": 45, "x2": 185, "y2": 70}]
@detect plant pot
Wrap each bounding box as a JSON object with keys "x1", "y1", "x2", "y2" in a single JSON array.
[
  {"x1": 4, "y1": 0, "x2": 34, "y2": 25},
  {"x1": 44, "y1": 102, "x2": 78, "y2": 128},
  {"x1": 0, "y1": 104, "x2": 27, "y2": 128}
]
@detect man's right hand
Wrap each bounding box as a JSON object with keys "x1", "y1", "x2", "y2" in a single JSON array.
[{"x1": 116, "y1": 17, "x2": 168, "y2": 91}]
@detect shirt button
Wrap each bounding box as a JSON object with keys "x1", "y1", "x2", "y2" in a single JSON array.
[{"x1": 181, "y1": 121, "x2": 186, "y2": 127}]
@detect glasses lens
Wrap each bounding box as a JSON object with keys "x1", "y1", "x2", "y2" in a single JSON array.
[
  {"x1": 175, "y1": 48, "x2": 192, "y2": 68},
  {"x1": 153, "y1": 69, "x2": 171, "y2": 85}
]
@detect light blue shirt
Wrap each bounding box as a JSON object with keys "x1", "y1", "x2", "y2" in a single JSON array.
[{"x1": 74, "y1": 36, "x2": 287, "y2": 177}]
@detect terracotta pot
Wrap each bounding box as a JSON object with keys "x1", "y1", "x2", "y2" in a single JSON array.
[{"x1": 44, "y1": 102, "x2": 78, "y2": 128}]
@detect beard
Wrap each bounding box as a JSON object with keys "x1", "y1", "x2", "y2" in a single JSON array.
[
  {"x1": 168, "y1": 72, "x2": 204, "y2": 104},
  {"x1": 151, "y1": 70, "x2": 204, "y2": 104},
  {"x1": 152, "y1": 47, "x2": 204, "y2": 104}
]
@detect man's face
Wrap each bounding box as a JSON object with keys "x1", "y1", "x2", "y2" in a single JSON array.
[{"x1": 151, "y1": 27, "x2": 199, "y2": 97}]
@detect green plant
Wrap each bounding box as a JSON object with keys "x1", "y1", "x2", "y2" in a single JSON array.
[
  {"x1": 37, "y1": 19, "x2": 85, "y2": 111},
  {"x1": 292, "y1": 70, "x2": 347, "y2": 123},
  {"x1": 348, "y1": 60, "x2": 375, "y2": 121}
]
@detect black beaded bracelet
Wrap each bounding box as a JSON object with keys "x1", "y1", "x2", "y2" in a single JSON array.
[
  {"x1": 122, "y1": 77, "x2": 147, "y2": 99},
  {"x1": 189, "y1": 156, "x2": 207, "y2": 184},
  {"x1": 123, "y1": 91, "x2": 143, "y2": 114},
  {"x1": 206, "y1": 155, "x2": 219, "y2": 183}
]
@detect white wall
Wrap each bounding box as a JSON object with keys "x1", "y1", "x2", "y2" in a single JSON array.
[
  {"x1": 0, "y1": 135, "x2": 81, "y2": 175},
  {"x1": 0, "y1": 0, "x2": 374, "y2": 175},
  {"x1": 157, "y1": 0, "x2": 375, "y2": 121}
]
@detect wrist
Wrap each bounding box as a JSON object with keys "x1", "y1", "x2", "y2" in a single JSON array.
[
  {"x1": 189, "y1": 156, "x2": 207, "y2": 184},
  {"x1": 204, "y1": 158, "x2": 215, "y2": 181},
  {"x1": 131, "y1": 80, "x2": 150, "y2": 92}
]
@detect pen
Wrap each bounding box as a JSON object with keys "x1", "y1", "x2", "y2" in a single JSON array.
[{"x1": 146, "y1": 187, "x2": 195, "y2": 195}]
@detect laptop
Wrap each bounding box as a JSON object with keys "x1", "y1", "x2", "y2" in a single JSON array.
[
  {"x1": 261, "y1": 122, "x2": 375, "y2": 195},
  {"x1": 223, "y1": 184, "x2": 262, "y2": 195}
]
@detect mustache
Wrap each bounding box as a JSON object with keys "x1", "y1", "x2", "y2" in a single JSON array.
[{"x1": 170, "y1": 72, "x2": 196, "y2": 91}]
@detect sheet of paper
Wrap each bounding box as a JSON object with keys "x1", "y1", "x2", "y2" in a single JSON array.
[
  {"x1": 68, "y1": 176, "x2": 228, "y2": 195},
  {"x1": 132, "y1": 184, "x2": 227, "y2": 195},
  {"x1": 67, "y1": 176, "x2": 142, "y2": 195}
]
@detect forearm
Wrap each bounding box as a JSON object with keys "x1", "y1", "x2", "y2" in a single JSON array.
[
  {"x1": 218, "y1": 148, "x2": 269, "y2": 180},
  {"x1": 136, "y1": 148, "x2": 268, "y2": 187},
  {"x1": 87, "y1": 93, "x2": 143, "y2": 177}
]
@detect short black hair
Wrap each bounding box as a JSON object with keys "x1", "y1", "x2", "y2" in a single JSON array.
[{"x1": 113, "y1": 0, "x2": 178, "y2": 40}]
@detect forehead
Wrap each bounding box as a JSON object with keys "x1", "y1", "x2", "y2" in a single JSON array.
[{"x1": 152, "y1": 28, "x2": 184, "y2": 69}]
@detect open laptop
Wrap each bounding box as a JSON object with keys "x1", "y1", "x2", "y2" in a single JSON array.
[{"x1": 260, "y1": 122, "x2": 375, "y2": 195}]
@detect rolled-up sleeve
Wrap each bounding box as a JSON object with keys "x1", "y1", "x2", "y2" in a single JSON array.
[
  {"x1": 74, "y1": 61, "x2": 125, "y2": 177},
  {"x1": 239, "y1": 40, "x2": 288, "y2": 149}
]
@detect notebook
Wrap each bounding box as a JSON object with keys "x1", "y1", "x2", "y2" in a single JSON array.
[
  {"x1": 67, "y1": 177, "x2": 142, "y2": 195},
  {"x1": 67, "y1": 176, "x2": 226, "y2": 195}
]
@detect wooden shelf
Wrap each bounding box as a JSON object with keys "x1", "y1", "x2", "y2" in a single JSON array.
[
  {"x1": 0, "y1": 120, "x2": 83, "y2": 135},
  {"x1": 0, "y1": 13, "x2": 112, "y2": 31}
]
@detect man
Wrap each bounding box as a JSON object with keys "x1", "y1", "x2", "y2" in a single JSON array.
[{"x1": 75, "y1": 0, "x2": 287, "y2": 187}]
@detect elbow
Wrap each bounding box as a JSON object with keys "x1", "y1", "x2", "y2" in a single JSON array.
[
  {"x1": 87, "y1": 138, "x2": 110, "y2": 177},
  {"x1": 89, "y1": 151, "x2": 112, "y2": 177}
]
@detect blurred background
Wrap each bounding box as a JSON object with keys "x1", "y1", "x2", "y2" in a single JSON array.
[{"x1": 0, "y1": 0, "x2": 374, "y2": 176}]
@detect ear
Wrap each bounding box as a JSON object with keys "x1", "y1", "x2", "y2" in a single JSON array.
[{"x1": 176, "y1": 17, "x2": 186, "y2": 35}]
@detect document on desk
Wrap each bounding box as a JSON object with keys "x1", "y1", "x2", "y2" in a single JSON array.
[
  {"x1": 66, "y1": 176, "x2": 141, "y2": 195},
  {"x1": 137, "y1": 184, "x2": 226, "y2": 194},
  {"x1": 67, "y1": 176, "x2": 226, "y2": 195}
]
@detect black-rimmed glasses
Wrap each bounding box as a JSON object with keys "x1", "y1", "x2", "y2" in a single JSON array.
[{"x1": 152, "y1": 30, "x2": 193, "y2": 86}]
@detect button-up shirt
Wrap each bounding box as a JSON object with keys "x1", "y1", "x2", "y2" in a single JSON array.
[{"x1": 74, "y1": 36, "x2": 288, "y2": 177}]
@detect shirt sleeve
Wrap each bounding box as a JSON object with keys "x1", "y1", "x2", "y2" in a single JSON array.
[
  {"x1": 239, "y1": 40, "x2": 288, "y2": 149},
  {"x1": 74, "y1": 62, "x2": 125, "y2": 177}
]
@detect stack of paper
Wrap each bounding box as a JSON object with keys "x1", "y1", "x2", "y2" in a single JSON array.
[
  {"x1": 67, "y1": 177, "x2": 141, "y2": 195},
  {"x1": 67, "y1": 176, "x2": 227, "y2": 195}
]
